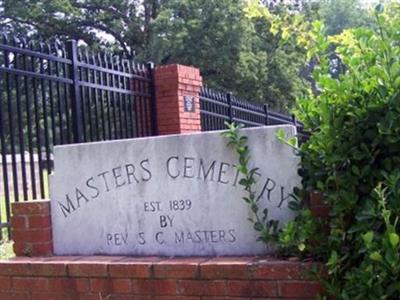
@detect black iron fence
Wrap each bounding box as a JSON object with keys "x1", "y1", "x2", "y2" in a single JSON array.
[
  {"x1": 0, "y1": 36, "x2": 307, "y2": 239},
  {"x1": 0, "y1": 35, "x2": 156, "y2": 235},
  {"x1": 200, "y1": 86, "x2": 305, "y2": 133}
]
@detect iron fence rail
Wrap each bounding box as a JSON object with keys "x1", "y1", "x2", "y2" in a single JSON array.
[
  {"x1": 0, "y1": 35, "x2": 156, "y2": 236},
  {"x1": 200, "y1": 86, "x2": 305, "y2": 133}
]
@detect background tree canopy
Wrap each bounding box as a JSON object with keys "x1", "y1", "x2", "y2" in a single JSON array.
[{"x1": 0, "y1": 0, "x2": 372, "y2": 112}]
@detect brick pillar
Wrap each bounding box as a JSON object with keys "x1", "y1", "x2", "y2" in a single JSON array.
[
  {"x1": 154, "y1": 64, "x2": 203, "y2": 135},
  {"x1": 309, "y1": 192, "x2": 330, "y2": 219},
  {"x1": 11, "y1": 200, "x2": 53, "y2": 256}
]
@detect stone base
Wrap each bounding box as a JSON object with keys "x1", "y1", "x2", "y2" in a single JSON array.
[{"x1": 0, "y1": 256, "x2": 323, "y2": 299}]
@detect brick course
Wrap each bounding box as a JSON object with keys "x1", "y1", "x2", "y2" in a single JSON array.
[{"x1": 0, "y1": 256, "x2": 323, "y2": 299}]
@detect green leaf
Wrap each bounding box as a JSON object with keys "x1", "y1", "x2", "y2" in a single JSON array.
[
  {"x1": 239, "y1": 178, "x2": 248, "y2": 186},
  {"x1": 275, "y1": 128, "x2": 286, "y2": 141},
  {"x1": 389, "y1": 233, "x2": 399, "y2": 248},
  {"x1": 316, "y1": 181, "x2": 324, "y2": 190},
  {"x1": 327, "y1": 250, "x2": 338, "y2": 267},
  {"x1": 249, "y1": 168, "x2": 260, "y2": 176},
  {"x1": 239, "y1": 136, "x2": 248, "y2": 143},
  {"x1": 369, "y1": 251, "x2": 383, "y2": 262},
  {"x1": 238, "y1": 165, "x2": 248, "y2": 174},
  {"x1": 351, "y1": 166, "x2": 360, "y2": 176},
  {"x1": 395, "y1": 76, "x2": 400, "y2": 88},
  {"x1": 251, "y1": 203, "x2": 258, "y2": 213},
  {"x1": 254, "y1": 222, "x2": 264, "y2": 232},
  {"x1": 298, "y1": 243, "x2": 306, "y2": 252},
  {"x1": 288, "y1": 200, "x2": 301, "y2": 211},
  {"x1": 288, "y1": 137, "x2": 297, "y2": 147},
  {"x1": 262, "y1": 208, "x2": 268, "y2": 221},
  {"x1": 362, "y1": 231, "x2": 374, "y2": 246},
  {"x1": 242, "y1": 197, "x2": 251, "y2": 204}
]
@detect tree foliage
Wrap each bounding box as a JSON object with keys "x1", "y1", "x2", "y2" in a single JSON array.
[
  {"x1": 245, "y1": 1, "x2": 400, "y2": 298},
  {"x1": 269, "y1": 3, "x2": 400, "y2": 299},
  {"x1": 318, "y1": 0, "x2": 372, "y2": 35},
  {"x1": 148, "y1": 0, "x2": 310, "y2": 111},
  {"x1": 1, "y1": 0, "x2": 163, "y2": 55},
  {"x1": 0, "y1": 0, "x2": 315, "y2": 111},
  {"x1": 0, "y1": 0, "x2": 376, "y2": 111}
]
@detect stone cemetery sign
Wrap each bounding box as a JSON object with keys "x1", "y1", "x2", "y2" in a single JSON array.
[{"x1": 50, "y1": 125, "x2": 301, "y2": 256}]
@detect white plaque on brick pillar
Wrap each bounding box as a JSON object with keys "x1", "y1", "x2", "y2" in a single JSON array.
[{"x1": 50, "y1": 125, "x2": 300, "y2": 256}]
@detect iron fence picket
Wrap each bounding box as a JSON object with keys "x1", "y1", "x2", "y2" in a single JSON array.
[
  {"x1": 0, "y1": 71, "x2": 11, "y2": 237},
  {"x1": 30, "y1": 42, "x2": 46, "y2": 200},
  {"x1": 14, "y1": 41, "x2": 29, "y2": 201},
  {"x1": 4, "y1": 38, "x2": 20, "y2": 203},
  {"x1": 23, "y1": 42, "x2": 37, "y2": 200}
]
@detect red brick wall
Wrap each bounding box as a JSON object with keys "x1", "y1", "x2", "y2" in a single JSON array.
[
  {"x1": 11, "y1": 201, "x2": 53, "y2": 257},
  {"x1": 0, "y1": 256, "x2": 323, "y2": 299},
  {"x1": 154, "y1": 64, "x2": 202, "y2": 135}
]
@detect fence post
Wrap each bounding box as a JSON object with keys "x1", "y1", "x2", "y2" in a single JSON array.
[
  {"x1": 291, "y1": 114, "x2": 297, "y2": 128},
  {"x1": 146, "y1": 61, "x2": 158, "y2": 136},
  {"x1": 227, "y1": 92, "x2": 233, "y2": 124},
  {"x1": 66, "y1": 40, "x2": 83, "y2": 143},
  {"x1": 153, "y1": 64, "x2": 203, "y2": 135},
  {"x1": 263, "y1": 104, "x2": 269, "y2": 125}
]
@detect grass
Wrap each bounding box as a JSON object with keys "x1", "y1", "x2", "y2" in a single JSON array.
[
  {"x1": 0, "y1": 170, "x2": 50, "y2": 260},
  {"x1": 1, "y1": 195, "x2": 7, "y2": 220},
  {"x1": 1, "y1": 197, "x2": 15, "y2": 259},
  {"x1": 0, "y1": 238, "x2": 14, "y2": 260}
]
